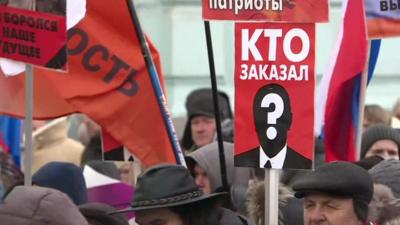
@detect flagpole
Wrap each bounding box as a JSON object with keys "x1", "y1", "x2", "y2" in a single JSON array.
[
  {"x1": 126, "y1": 0, "x2": 186, "y2": 167},
  {"x1": 204, "y1": 21, "x2": 229, "y2": 192},
  {"x1": 355, "y1": 39, "x2": 381, "y2": 161},
  {"x1": 355, "y1": 40, "x2": 371, "y2": 161},
  {"x1": 24, "y1": 64, "x2": 33, "y2": 186}
]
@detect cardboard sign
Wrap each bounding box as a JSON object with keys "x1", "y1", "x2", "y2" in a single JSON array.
[
  {"x1": 365, "y1": 0, "x2": 400, "y2": 39},
  {"x1": 234, "y1": 22, "x2": 314, "y2": 170},
  {"x1": 0, "y1": 5, "x2": 67, "y2": 70},
  {"x1": 203, "y1": 0, "x2": 328, "y2": 22}
]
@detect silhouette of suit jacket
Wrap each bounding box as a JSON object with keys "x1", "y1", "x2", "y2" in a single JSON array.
[{"x1": 234, "y1": 146, "x2": 312, "y2": 169}]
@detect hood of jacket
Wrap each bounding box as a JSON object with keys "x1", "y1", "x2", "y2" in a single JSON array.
[
  {"x1": 369, "y1": 159, "x2": 400, "y2": 198},
  {"x1": 0, "y1": 186, "x2": 88, "y2": 225},
  {"x1": 32, "y1": 117, "x2": 69, "y2": 150},
  {"x1": 28, "y1": 118, "x2": 84, "y2": 173},
  {"x1": 186, "y1": 142, "x2": 252, "y2": 192}
]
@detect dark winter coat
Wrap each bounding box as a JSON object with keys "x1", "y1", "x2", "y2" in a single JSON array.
[
  {"x1": 0, "y1": 186, "x2": 88, "y2": 225},
  {"x1": 221, "y1": 208, "x2": 255, "y2": 225}
]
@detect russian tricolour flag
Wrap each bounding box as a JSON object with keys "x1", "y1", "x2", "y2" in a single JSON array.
[
  {"x1": 315, "y1": 0, "x2": 381, "y2": 162},
  {"x1": 0, "y1": 115, "x2": 22, "y2": 166}
]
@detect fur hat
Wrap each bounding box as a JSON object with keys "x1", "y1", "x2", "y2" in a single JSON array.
[
  {"x1": 361, "y1": 124, "x2": 400, "y2": 159},
  {"x1": 181, "y1": 88, "x2": 232, "y2": 150},
  {"x1": 246, "y1": 181, "x2": 294, "y2": 225}
]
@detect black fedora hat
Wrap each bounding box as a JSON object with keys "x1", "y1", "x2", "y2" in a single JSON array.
[{"x1": 112, "y1": 164, "x2": 225, "y2": 213}]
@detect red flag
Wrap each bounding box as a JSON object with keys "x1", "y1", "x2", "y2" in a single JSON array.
[{"x1": 0, "y1": 0, "x2": 175, "y2": 166}]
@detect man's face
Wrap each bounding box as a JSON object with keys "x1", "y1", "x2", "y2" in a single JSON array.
[
  {"x1": 365, "y1": 139, "x2": 399, "y2": 160},
  {"x1": 193, "y1": 164, "x2": 212, "y2": 194},
  {"x1": 191, "y1": 116, "x2": 216, "y2": 148},
  {"x1": 135, "y1": 208, "x2": 183, "y2": 225},
  {"x1": 304, "y1": 194, "x2": 362, "y2": 225}
]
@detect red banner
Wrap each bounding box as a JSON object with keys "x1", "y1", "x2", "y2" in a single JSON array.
[
  {"x1": 0, "y1": 0, "x2": 175, "y2": 167},
  {"x1": 101, "y1": 128, "x2": 132, "y2": 162},
  {"x1": 234, "y1": 23, "x2": 314, "y2": 170},
  {"x1": 203, "y1": 0, "x2": 328, "y2": 22},
  {"x1": 0, "y1": 5, "x2": 67, "y2": 70}
]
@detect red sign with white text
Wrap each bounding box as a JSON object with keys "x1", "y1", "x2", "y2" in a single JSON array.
[
  {"x1": 0, "y1": 6, "x2": 67, "y2": 70},
  {"x1": 234, "y1": 23, "x2": 314, "y2": 170},
  {"x1": 203, "y1": 0, "x2": 328, "y2": 22}
]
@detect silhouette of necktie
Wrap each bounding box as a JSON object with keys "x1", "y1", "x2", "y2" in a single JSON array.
[{"x1": 264, "y1": 160, "x2": 272, "y2": 169}]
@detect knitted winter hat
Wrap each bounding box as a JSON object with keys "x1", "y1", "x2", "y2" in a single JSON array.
[
  {"x1": 33, "y1": 162, "x2": 88, "y2": 205},
  {"x1": 361, "y1": 124, "x2": 400, "y2": 159},
  {"x1": 369, "y1": 159, "x2": 400, "y2": 198}
]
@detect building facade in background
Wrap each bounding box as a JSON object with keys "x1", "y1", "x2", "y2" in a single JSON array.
[{"x1": 134, "y1": 0, "x2": 400, "y2": 135}]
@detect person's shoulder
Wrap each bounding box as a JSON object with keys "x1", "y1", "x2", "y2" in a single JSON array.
[{"x1": 220, "y1": 208, "x2": 254, "y2": 225}]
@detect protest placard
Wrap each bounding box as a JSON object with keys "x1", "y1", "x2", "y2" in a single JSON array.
[
  {"x1": 234, "y1": 22, "x2": 315, "y2": 170},
  {"x1": 0, "y1": 4, "x2": 67, "y2": 70}
]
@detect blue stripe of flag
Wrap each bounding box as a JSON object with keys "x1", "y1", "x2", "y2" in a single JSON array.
[
  {"x1": 351, "y1": 40, "x2": 382, "y2": 131},
  {"x1": 0, "y1": 115, "x2": 22, "y2": 167}
]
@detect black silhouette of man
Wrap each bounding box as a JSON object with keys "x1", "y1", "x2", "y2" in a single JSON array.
[{"x1": 234, "y1": 84, "x2": 312, "y2": 169}]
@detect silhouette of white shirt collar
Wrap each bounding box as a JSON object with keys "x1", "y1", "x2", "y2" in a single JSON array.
[{"x1": 259, "y1": 145, "x2": 287, "y2": 169}]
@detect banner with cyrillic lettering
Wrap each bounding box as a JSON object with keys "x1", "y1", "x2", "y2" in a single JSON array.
[
  {"x1": 203, "y1": 0, "x2": 328, "y2": 22},
  {"x1": 234, "y1": 22, "x2": 314, "y2": 170},
  {"x1": 365, "y1": 0, "x2": 400, "y2": 39},
  {"x1": 0, "y1": 5, "x2": 67, "y2": 70},
  {"x1": 0, "y1": 0, "x2": 176, "y2": 166}
]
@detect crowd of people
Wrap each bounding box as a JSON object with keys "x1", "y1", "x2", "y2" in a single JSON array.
[{"x1": 0, "y1": 88, "x2": 400, "y2": 225}]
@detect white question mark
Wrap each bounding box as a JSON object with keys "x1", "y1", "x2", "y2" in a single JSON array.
[{"x1": 261, "y1": 93, "x2": 284, "y2": 140}]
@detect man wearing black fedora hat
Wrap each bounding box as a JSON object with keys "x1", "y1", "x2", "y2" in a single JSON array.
[
  {"x1": 112, "y1": 164, "x2": 251, "y2": 225},
  {"x1": 292, "y1": 161, "x2": 376, "y2": 225}
]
